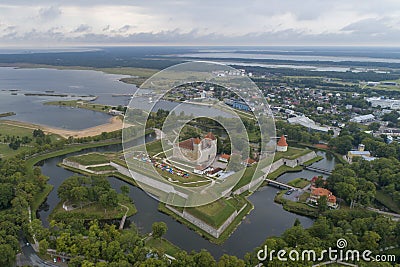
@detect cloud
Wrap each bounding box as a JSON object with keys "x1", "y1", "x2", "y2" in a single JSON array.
[
  {"x1": 0, "y1": 1, "x2": 400, "y2": 45},
  {"x1": 38, "y1": 6, "x2": 62, "y2": 20},
  {"x1": 73, "y1": 24, "x2": 92, "y2": 33},
  {"x1": 341, "y1": 18, "x2": 396, "y2": 35}
]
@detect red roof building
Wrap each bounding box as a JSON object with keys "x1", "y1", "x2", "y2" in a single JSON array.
[
  {"x1": 277, "y1": 135, "x2": 288, "y2": 146},
  {"x1": 310, "y1": 187, "x2": 337, "y2": 208},
  {"x1": 276, "y1": 135, "x2": 288, "y2": 152},
  {"x1": 204, "y1": 132, "x2": 216, "y2": 140}
]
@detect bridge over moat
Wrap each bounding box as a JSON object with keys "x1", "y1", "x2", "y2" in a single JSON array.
[
  {"x1": 264, "y1": 178, "x2": 296, "y2": 190},
  {"x1": 302, "y1": 165, "x2": 332, "y2": 175}
]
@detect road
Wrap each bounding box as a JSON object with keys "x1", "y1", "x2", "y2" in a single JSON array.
[{"x1": 17, "y1": 237, "x2": 59, "y2": 267}]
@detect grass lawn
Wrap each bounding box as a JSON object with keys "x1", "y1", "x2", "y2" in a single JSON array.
[
  {"x1": 112, "y1": 156, "x2": 128, "y2": 166},
  {"x1": 158, "y1": 196, "x2": 253, "y2": 244},
  {"x1": 146, "y1": 140, "x2": 164, "y2": 156},
  {"x1": 375, "y1": 190, "x2": 400, "y2": 214},
  {"x1": 50, "y1": 194, "x2": 137, "y2": 221},
  {"x1": 0, "y1": 121, "x2": 35, "y2": 136},
  {"x1": 87, "y1": 165, "x2": 117, "y2": 172},
  {"x1": 299, "y1": 192, "x2": 310, "y2": 203},
  {"x1": 44, "y1": 100, "x2": 112, "y2": 114},
  {"x1": 287, "y1": 178, "x2": 310, "y2": 189},
  {"x1": 275, "y1": 191, "x2": 318, "y2": 218},
  {"x1": 0, "y1": 144, "x2": 30, "y2": 158},
  {"x1": 232, "y1": 164, "x2": 265, "y2": 191},
  {"x1": 0, "y1": 120, "x2": 61, "y2": 158},
  {"x1": 274, "y1": 147, "x2": 311, "y2": 161},
  {"x1": 302, "y1": 155, "x2": 324, "y2": 166},
  {"x1": 68, "y1": 152, "x2": 111, "y2": 165},
  {"x1": 266, "y1": 165, "x2": 303, "y2": 180},
  {"x1": 185, "y1": 198, "x2": 239, "y2": 228},
  {"x1": 146, "y1": 237, "x2": 181, "y2": 256},
  {"x1": 24, "y1": 140, "x2": 121, "y2": 172}
]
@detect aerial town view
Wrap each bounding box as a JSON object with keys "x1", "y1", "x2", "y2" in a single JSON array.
[{"x1": 1, "y1": 1, "x2": 400, "y2": 266}]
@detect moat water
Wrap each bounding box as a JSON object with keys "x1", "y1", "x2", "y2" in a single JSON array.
[{"x1": 37, "y1": 143, "x2": 335, "y2": 258}]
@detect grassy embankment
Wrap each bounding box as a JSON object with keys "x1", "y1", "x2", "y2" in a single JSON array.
[
  {"x1": 233, "y1": 146, "x2": 312, "y2": 191},
  {"x1": 287, "y1": 178, "x2": 310, "y2": 189},
  {"x1": 44, "y1": 100, "x2": 113, "y2": 114},
  {"x1": 0, "y1": 112, "x2": 16, "y2": 118},
  {"x1": 145, "y1": 237, "x2": 181, "y2": 257},
  {"x1": 159, "y1": 195, "x2": 253, "y2": 244},
  {"x1": 67, "y1": 152, "x2": 112, "y2": 165},
  {"x1": 25, "y1": 139, "x2": 122, "y2": 214},
  {"x1": 50, "y1": 194, "x2": 137, "y2": 221},
  {"x1": 275, "y1": 191, "x2": 319, "y2": 218}
]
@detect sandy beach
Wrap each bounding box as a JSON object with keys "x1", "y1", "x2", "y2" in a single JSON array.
[{"x1": 1, "y1": 116, "x2": 123, "y2": 139}]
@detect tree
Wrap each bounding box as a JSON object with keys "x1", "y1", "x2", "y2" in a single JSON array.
[
  {"x1": 217, "y1": 254, "x2": 245, "y2": 267},
  {"x1": 282, "y1": 225, "x2": 312, "y2": 247},
  {"x1": 120, "y1": 185, "x2": 130, "y2": 196},
  {"x1": 317, "y1": 196, "x2": 328, "y2": 213},
  {"x1": 309, "y1": 216, "x2": 330, "y2": 239},
  {"x1": 152, "y1": 222, "x2": 167, "y2": 239},
  {"x1": 368, "y1": 122, "x2": 380, "y2": 132},
  {"x1": 193, "y1": 250, "x2": 216, "y2": 267},
  {"x1": 39, "y1": 239, "x2": 49, "y2": 255},
  {"x1": 361, "y1": 231, "x2": 381, "y2": 252},
  {"x1": 33, "y1": 129, "x2": 45, "y2": 138},
  {"x1": 0, "y1": 244, "x2": 16, "y2": 267},
  {"x1": 0, "y1": 183, "x2": 14, "y2": 210}
]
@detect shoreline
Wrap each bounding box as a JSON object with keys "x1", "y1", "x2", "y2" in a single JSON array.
[{"x1": 0, "y1": 116, "x2": 123, "y2": 139}]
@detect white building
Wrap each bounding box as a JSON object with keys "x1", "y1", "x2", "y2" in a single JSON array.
[
  {"x1": 276, "y1": 135, "x2": 288, "y2": 152},
  {"x1": 173, "y1": 132, "x2": 217, "y2": 165},
  {"x1": 350, "y1": 114, "x2": 375, "y2": 123},
  {"x1": 366, "y1": 97, "x2": 400, "y2": 110},
  {"x1": 287, "y1": 116, "x2": 330, "y2": 133}
]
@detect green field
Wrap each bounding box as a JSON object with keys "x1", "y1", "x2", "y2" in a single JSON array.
[
  {"x1": 68, "y1": 152, "x2": 112, "y2": 165},
  {"x1": 146, "y1": 237, "x2": 181, "y2": 256},
  {"x1": 274, "y1": 147, "x2": 312, "y2": 161},
  {"x1": 232, "y1": 164, "x2": 264, "y2": 191},
  {"x1": 287, "y1": 178, "x2": 310, "y2": 189},
  {"x1": 87, "y1": 165, "x2": 117, "y2": 172},
  {"x1": 0, "y1": 121, "x2": 35, "y2": 136},
  {"x1": 275, "y1": 191, "x2": 318, "y2": 218},
  {"x1": 266, "y1": 165, "x2": 303, "y2": 180},
  {"x1": 159, "y1": 196, "x2": 252, "y2": 244},
  {"x1": 0, "y1": 120, "x2": 61, "y2": 158},
  {"x1": 185, "y1": 196, "x2": 245, "y2": 228},
  {"x1": 50, "y1": 194, "x2": 137, "y2": 221},
  {"x1": 303, "y1": 155, "x2": 324, "y2": 166},
  {"x1": 44, "y1": 100, "x2": 112, "y2": 114}
]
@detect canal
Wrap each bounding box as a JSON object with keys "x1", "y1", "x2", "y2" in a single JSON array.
[{"x1": 37, "y1": 146, "x2": 336, "y2": 258}]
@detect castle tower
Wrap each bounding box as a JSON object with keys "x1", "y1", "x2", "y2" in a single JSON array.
[
  {"x1": 276, "y1": 135, "x2": 288, "y2": 152},
  {"x1": 193, "y1": 137, "x2": 201, "y2": 159}
]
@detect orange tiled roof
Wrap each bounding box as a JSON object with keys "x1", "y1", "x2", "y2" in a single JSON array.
[
  {"x1": 328, "y1": 195, "x2": 336, "y2": 203},
  {"x1": 245, "y1": 158, "x2": 257, "y2": 165},
  {"x1": 178, "y1": 138, "x2": 195, "y2": 150},
  {"x1": 220, "y1": 154, "x2": 231, "y2": 160},
  {"x1": 204, "y1": 132, "x2": 216, "y2": 140},
  {"x1": 312, "y1": 187, "x2": 332, "y2": 197},
  {"x1": 277, "y1": 135, "x2": 288, "y2": 146}
]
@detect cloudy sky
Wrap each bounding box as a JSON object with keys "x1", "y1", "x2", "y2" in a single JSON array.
[{"x1": 0, "y1": 0, "x2": 399, "y2": 46}]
